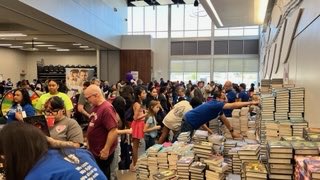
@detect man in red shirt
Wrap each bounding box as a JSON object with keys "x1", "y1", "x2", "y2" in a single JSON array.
[{"x1": 84, "y1": 84, "x2": 118, "y2": 179}]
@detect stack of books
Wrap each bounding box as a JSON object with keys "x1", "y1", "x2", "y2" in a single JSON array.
[
  {"x1": 291, "y1": 119, "x2": 308, "y2": 137},
  {"x1": 274, "y1": 89, "x2": 289, "y2": 120},
  {"x1": 261, "y1": 79, "x2": 271, "y2": 93},
  {"x1": 280, "y1": 136, "x2": 305, "y2": 141},
  {"x1": 265, "y1": 122, "x2": 279, "y2": 141},
  {"x1": 267, "y1": 140, "x2": 293, "y2": 180},
  {"x1": 229, "y1": 146, "x2": 242, "y2": 174},
  {"x1": 168, "y1": 151, "x2": 178, "y2": 170},
  {"x1": 208, "y1": 134, "x2": 224, "y2": 154},
  {"x1": 240, "y1": 107, "x2": 249, "y2": 135},
  {"x1": 289, "y1": 87, "x2": 305, "y2": 116},
  {"x1": 294, "y1": 156, "x2": 308, "y2": 180},
  {"x1": 238, "y1": 144, "x2": 260, "y2": 163},
  {"x1": 157, "y1": 149, "x2": 169, "y2": 172},
  {"x1": 278, "y1": 120, "x2": 292, "y2": 137},
  {"x1": 146, "y1": 144, "x2": 162, "y2": 176},
  {"x1": 291, "y1": 141, "x2": 319, "y2": 156},
  {"x1": 176, "y1": 157, "x2": 193, "y2": 180},
  {"x1": 271, "y1": 78, "x2": 284, "y2": 90},
  {"x1": 136, "y1": 154, "x2": 149, "y2": 179},
  {"x1": 260, "y1": 94, "x2": 275, "y2": 156},
  {"x1": 231, "y1": 109, "x2": 241, "y2": 135},
  {"x1": 153, "y1": 169, "x2": 176, "y2": 180},
  {"x1": 193, "y1": 141, "x2": 213, "y2": 160},
  {"x1": 223, "y1": 140, "x2": 237, "y2": 158},
  {"x1": 209, "y1": 118, "x2": 221, "y2": 134},
  {"x1": 192, "y1": 130, "x2": 208, "y2": 142},
  {"x1": 243, "y1": 161, "x2": 268, "y2": 180},
  {"x1": 303, "y1": 128, "x2": 320, "y2": 141},
  {"x1": 303, "y1": 156, "x2": 320, "y2": 179},
  {"x1": 203, "y1": 155, "x2": 226, "y2": 180},
  {"x1": 177, "y1": 132, "x2": 191, "y2": 142},
  {"x1": 189, "y1": 161, "x2": 206, "y2": 180}
]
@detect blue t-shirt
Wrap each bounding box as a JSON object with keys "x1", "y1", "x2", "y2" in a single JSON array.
[
  {"x1": 26, "y1": 148, "x2": 107, "y2": 180},
  {"x1": 238, "y1": 90, "x2": 249, "y2": 102},
  {"x1": 145, "y1": 116, "x2": 158, "y2": 138},
  {"x1": 185, "y1": 100, "x2": 224, "y2": 130},
  {"x1": 6, "y1": 104, "x2": 35, "y2": 123},
  {"x1": 223, "y1": 89, "x2": 236, "y2": 117}
]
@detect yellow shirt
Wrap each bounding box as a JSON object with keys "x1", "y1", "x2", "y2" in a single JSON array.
[{"x1": 35, "y1": 92, "x2": 74, "y2": 112}]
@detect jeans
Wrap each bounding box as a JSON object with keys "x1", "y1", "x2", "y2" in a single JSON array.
[
  {"x1": 179, "y1": 120, "x2": 194, "y2": 140},
  {"x1": 144, "y1": 135, "x2": 155, "y2": 150},
  {"x1": 95, "y1": 152, "x2": 115, "y2": 180}
]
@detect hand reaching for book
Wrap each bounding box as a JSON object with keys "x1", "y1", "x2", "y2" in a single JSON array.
[{"x1": 231, "y1": 131, "x2": 242, "y2": 139}]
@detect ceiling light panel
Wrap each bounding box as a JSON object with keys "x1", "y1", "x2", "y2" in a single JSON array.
[
  {"x1": 157, "y1": 0, "x2": 174, "y2": 5},
  {"x1": 0, "y1": 33, "x2": 27, "y2": 37},
  {"x1": 56, "y1": 49, "x2": 70, "y2": 51},
  {"x1": 131, "y1": 1, "x2": 149, "y2": 6},
  {"x1": 35, "y1": 44, "x2": 55, "y2": 47},
  {"x1": 10, "y1": 46, "x2": 23, "y2": 48},
  {"x1": 80, "y1": 46, "x2": 89, "y2": 48},
  {"x1": 24, "y1": 42, "x2": 45, "y2": 45},
  {"x1": 0, "y1": 44, "x2": 12, "y2": 46}
]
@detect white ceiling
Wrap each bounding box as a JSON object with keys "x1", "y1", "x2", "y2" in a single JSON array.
[
  {"x1": 200, "y1": 0, "x2": 264, "y2": 28},
  {"x1": 0, "y1": 1, "x2": 115, "y2": 52}
]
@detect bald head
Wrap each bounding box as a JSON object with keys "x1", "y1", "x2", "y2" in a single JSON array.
[
  {"x1": 84, "y1": 84, "x2": 104, "y2": 105},
  {"x1": 224, "y1": 81, "x2": 232, "y2": 91}
]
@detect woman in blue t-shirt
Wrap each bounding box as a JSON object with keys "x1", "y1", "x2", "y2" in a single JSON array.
[
  {"x1": 6, "y1": 88, "x2": 35, "y2": 123},
  {"x1": 0, "y1": 122, "x2": 107, "y2": 180}
]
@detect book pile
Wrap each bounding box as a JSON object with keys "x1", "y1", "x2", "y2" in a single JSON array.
[
  {"x1": 153, "y1": 169, "x2": 177, "y2": 180},
  {"x1": 192, "y1": 130, "x2": 208, "y2": 142},
  {"x1": 238, "y1": 144, "x2": 260, "y2": 163},
  {"x1": 267, "y1": 140, "x2": 293, "y2": 180},
  {"x1": 168, "y1": 151, "x2": 178, "y2": 170},
  {"x1": 158, "y1": 149, "x2": 169, "y2": 172},
  {"x1": 240, "y1": 107, "x2": 249, "y2": 135},
  {"x1": 274, "y1": 89, "x2": 289, "y2": 120},
  {"x1": 231, "y1": 109, "x2": 241, "y2": 135},
  {"x1": 289, "y1": 87, "x2": 305, "y2": 116},
  {"x1": 280, "y1": 136, "x2": 305, "y2": 141},
  {"x1": 291, "y1": 141, "x2": 319, "y2": 156},
  {"x1": 278, "y1": 120, "x2": 292, "y2": 137},
  {"x1": 207, "y1": 134, "x2": 224, "y2": 154},
  {"x1": 229, "y1": 146, "x2": 242, "y2": 174},
  {"x1": 294, "y1": 156, "x2": 320, "y2": 180},
  {"x1": 146, "y1": 144, "x2": 162, "y2": 176},
  {"x1": 303, "y1": 128, "x2": 320, "y2": 141},
  {"x1": 261, "y1": 79, "x2": 271, "y2": 93},
  {"x1": 260, "y1": 95, "x2": 275, "y2": 155},
  {"x1": 223, "y1": 140, "x2": 237, "y2": 158},
  {"x1": 193, "y1": 141, "x2": 213, "y2": 160},
  {"x1": 265, "y1": 122, "x2": 279, "y2": 141},
  {"x1": 271, "y1": 78, "x2": 284, "y2": 90},
  {"x1": 189, "y1": 161, "x2": 206, "y2": 180},
  {"x1": 177, "y1": 132, "x2": 191, "y2": 142},
  {"x1": 221, "y1": 120, "x2": 233, "y2": 139},
  {"x1": 136, "y1": 154, "x2": 149, "y2": 180},
  {"x1": 176, "y1": 157, "x2": 193, "y2": 180},
  {"x1": 243, "y1": 161, "x2": 267, "y2": 180},
  {"x1": 204, "y1": 155, "x2": 227, "y2": 180},
  {"x1": 208, "y1": 117, "x2": 221, "y2": 134},
  {"x1": 291, "y1": 119, "x2": 308, "y2": 137}
]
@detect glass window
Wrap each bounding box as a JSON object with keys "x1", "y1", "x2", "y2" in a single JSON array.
[
  {"x1": 198, "y1": 30, "x2": 211, "y2": 37},
  {"x1": 197, "y1": 60, "x2": 211, "y2": 72},
  {"x1": 243, "y1": 59, "x2": 259, "y2": 72},
  {"x1": 170, "y1": 72, "x2": 183, "y2": 81},
  {"x1": 184, "y1": 60, "x2": 197, "y2": 71},
  {"x1": 228, "y1": 59, "x2": 243, "y2": 72},
  {"x1": 197, "y1": 72, "x2": 211, "y2": 84},
  {"x1": 171, "y1": 31, "x2": 184, "y2": 38},
  {"x1": 244, "y1": 28, "x2": 259, "y2": 36},
  {"x1": 145, "y1": 31, "x2": 156, "y2": 38},
  {"x1": 213, "y1": 72, "x2": 227, "y2": 84},
  {"x1": 243, "y1": 72, "x2": 258, "y2": 87},
  {"x1": 171, "y1": 61, "x2": 184, "y2": 71},
  {"x1": 157, "y1": 31, "x2": 168, "y2": 38},
  {"x1": 128, "y1": 7, "x2": 132, "y2": 33},
  {"x1": 183, "y1": 72, "x2": 197, "y2": 82},
  {"x1": 184, "y1": 31, "x2": 198, "y2": 37},
  {"x1": 214, "y1": 28, "x2": 229, "y2": 36},
  {"x1": 145, "y1": 6, "x2": 156, "y2": 32},
  {"x1": 184, "y1": 4, "x2": 198, "y2": 31},
  {"x1": 157, "y1": 5, "x2": 168, "y2": 32},
  {"x1": 229, "y1": 27, "x2": 244, "y2": 36},
  {"x1": 171, "y1": 5, "x2": 184, "y2": 31},
  {"x1": 132, "y1": 7, "x2": 144, "y2": 32},
  {"x1": 228, "y1": 72, "x2": 243, "y2": 84},
  {"x1": 213, "y1": 59, "x2": 228, "y2": 72}
]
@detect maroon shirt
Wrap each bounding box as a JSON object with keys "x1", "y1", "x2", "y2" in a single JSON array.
[{"x1": 87, "y1": 101, "x2": 118, "y2": 157}]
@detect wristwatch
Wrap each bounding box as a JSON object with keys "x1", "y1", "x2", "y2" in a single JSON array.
[{"x1": 229, "y1": 128, "x2": 234, "y2": 133}]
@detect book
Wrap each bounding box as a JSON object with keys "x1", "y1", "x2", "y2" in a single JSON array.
[
  {"x1": 153, "y1": 170, "x2": 176, "y2": 180},
  {"x1": 267, "y1": 140, "x2": 292, "y2": 153},
  {"x1": 268, "y1": 158, "x2": 291, "y2": 164},
  {"x1": 238, "y1": 144, "x2": 260, "y2": 155},
  {"x1": 269, "y1": 153, "x2": 292, "y2": 159},
  {"x1": 189, "y1": 161, "x2": 206, "y2": 173}
]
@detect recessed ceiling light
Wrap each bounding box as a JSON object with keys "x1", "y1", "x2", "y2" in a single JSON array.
[
  {"x1": 35, "y1": 44, "x2": 55, "y2": 47},
  {"x1": 56, "y1": 49, "x2": 70, "y2": 51},
  {"x1": 10, "y1": 46, "x2": 23, "y2": 48},
  {"x1": 24, "y1": 42, "x2": 45, "y2": 45},
  {"x1": 85, "y1": 48, "x2": 95, "y2": 51},
  {"x1": 79, "y1": 46, "x2": 89, "y2": 48},
  {"x1": 73, "y1": 43, "x2": 81, "y2": 46},
  {"x1": 157, "y1": 0, "x2": 174, "y2": 5},
  {"x1": 0, "y1": 44, "x2": 12, "y2": 46},
  {"x1": 131, "y1": 1, "x2": 149, "y2": 6},
  {"x1": 22, "y1": 47, "x2": 39, "y2": 51},
  {"x1": 0, "y1": 33, "x2": 27, "y2": 37}
]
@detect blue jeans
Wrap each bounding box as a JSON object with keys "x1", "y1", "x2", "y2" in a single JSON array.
[
  {"x1": 144, "y1": 135, "x2": 155, "y2": 150},
  {"x1": 178, "y1": 120, "x2": 194, "y2": 140}
]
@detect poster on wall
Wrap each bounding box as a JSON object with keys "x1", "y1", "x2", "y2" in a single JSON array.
[
  {"x1": 65, "y1": 68, "x2": 95, "y2": 96},
  {"x1": 131, "y1": 71, "x2": 139, "y2": 81}
]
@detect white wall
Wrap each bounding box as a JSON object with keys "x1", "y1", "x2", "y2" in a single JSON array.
[
  {"x1": 121, "y1": 35, "x2": 152, "y2": 49},
  {"x1": 0, "y1": 48, "x2": 27, "y2": 84},
  {"x1": 261, "y1": 0, "x2": 320, "y2": 127},
  {"x1": 151, "y1": 38, "x2": 170, "y2": 81},
  {"x1": 25, "y1": 51, "x2": 96, "y2": 81}
]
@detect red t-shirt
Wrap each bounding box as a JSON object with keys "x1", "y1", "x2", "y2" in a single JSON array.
[{"x1": 87, "y1": 101, "x2": 118, "y2": 157}]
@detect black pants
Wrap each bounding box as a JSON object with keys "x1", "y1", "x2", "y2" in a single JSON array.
[
  {"x1": 144, "y1": 135, "x2": 155, "y2": 150},
  {"x1": 95, "y1": 152, "x2": 115, "y2": 179}
]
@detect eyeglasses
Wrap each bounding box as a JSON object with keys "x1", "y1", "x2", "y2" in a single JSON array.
[
  {"x1": 44, "y1": 109, "x2": 60, "y2": 115},
  {"x1": 85, "y1": 93, "x2": 97, "y2": 100}
]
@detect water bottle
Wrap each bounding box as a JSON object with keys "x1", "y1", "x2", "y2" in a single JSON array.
[{"x1": 17, "y1": 104, "x2": 22, "y2": 112}]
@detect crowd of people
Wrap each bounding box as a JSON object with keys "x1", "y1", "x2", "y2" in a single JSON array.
[{"x1": 0, "y1": 76, "x2": 259, "y2": 179}]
